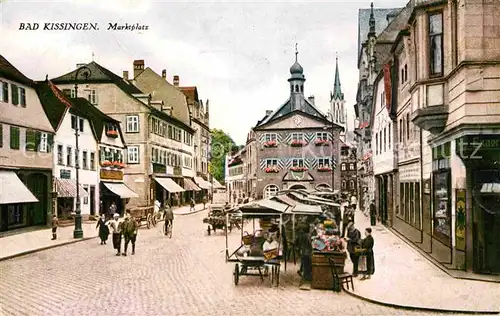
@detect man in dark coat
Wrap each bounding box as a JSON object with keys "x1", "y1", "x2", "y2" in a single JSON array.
[
  {"x1": 360, "y1": 227, "x2": 375, "y2": 280},
  {"x1": 342, "y1": 206, "x2": 354, "y2": 237},
  {"x1": 295, "y1": 225, "x2": 313, "y2": 281},
  {"x1": 369, "y1": 200, "x2": 377, "y2": 226},
  {"x1": 346, "y1": 223, "x2": 362, "y2": 276},
  {"x1": 122, "y1": 211, "x2": 139, "y2": 256}
]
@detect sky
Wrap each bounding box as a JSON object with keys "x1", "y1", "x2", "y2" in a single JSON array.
[{"x1": 0, "y1": 0, "x2": 406, "y2": 145}]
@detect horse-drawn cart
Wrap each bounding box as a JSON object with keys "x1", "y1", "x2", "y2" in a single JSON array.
[
  {"x1": 203, "y1": 204, "x2": 240, "y2": 235},
  {"x1": 129, "y1": 205, "x2": 156, "y2": 229}
]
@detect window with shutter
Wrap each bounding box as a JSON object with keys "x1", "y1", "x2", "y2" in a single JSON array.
[
  {"x1": 1, "y1": 82, "x2": 8, "y2": 102},
  {"x1": 35, "y1": 131, "x2": 42, "y2": 152},
  {"x1": 71, "y1": 115, "x2": 77, "y2": 130},
  {"x1": 62, "y1": 89, "x2": 72, "y2": 97},
  {"x1": 79, "y1": 118, "x2": 84, "y2": 132},
  {"x1": 11, "y1": 84, "x2": 19, "y2": 105},
  {"x1": 10, "y1": 126, "x2": 20, "y2": 149},
  {"x1": 25, "y1": 129, "x2": 36, "y2": 151},
  {"x1": 0, "y1": 124, "x2": 3, "y2": 147},
  {"x1": 19, "y1": 88, "x2": 26, "y2": 107},
  {"x1": 47, "y1": 133, "x2": 53, "y2": 152}
]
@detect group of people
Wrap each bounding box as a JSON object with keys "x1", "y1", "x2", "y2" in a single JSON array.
[
  {"x1": 95, "y1": 211, "x2": 139, "y2": 256},
  {"x1": 345, "y1": 223, "x2": 375, "y2": 280}
]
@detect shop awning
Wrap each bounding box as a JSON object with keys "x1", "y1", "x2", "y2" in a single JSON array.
[
  {"x1": 155, "y1": 177, "x2": 185, "y2": 193},
  {"x1": 103, "y1": 182, "x2": 138, "y2": 198},
  {"x1": 0, "y1": 171, "x2": 39, "y2": 204},
  {"x1": 183, "y1": 178, "x2": 201, "y2": 191},
  {"x1": 194, "y1": 177, "x2": 211, "y2": 190},
  {"x1": 212, "y1": 178, "x2": 225, "y2": 189},
  {"x1": 55, "y1": 178, "x2": 89, "y2": 198}
]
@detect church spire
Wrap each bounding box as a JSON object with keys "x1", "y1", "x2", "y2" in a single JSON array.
[
  {"x1": 332, "y1": 54, "x2": 344, "y2": 101},
  {"x1": 368, "y1": 2, "x2": 376, "y2": 37}
]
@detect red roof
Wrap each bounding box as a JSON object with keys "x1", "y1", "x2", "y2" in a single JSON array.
[{"x1": 179, "y1": 86, "x2": 198, "y2": 102}]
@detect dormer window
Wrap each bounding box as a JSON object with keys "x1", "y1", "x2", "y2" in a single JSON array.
[{"x1": 105, "y1": 124, "x2": 119, "y2": 138}]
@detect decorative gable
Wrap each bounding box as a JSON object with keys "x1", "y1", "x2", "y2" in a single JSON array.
[{"x1": 257, "y1": 112, "x2": 330, "y2": 130}]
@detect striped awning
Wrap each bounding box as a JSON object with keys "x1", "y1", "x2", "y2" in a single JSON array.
[
  {"x1": 55, "y1": 178, "x2": 89, "y2": 198},
  {"x1": 194, "y1": 177, "x2": 211, "y2": 190},
  {"x1": 155, "y1": 177, "x2": 185, "y2": 193},
  {"x1": 183, "y1": 178, "x2": 201, "y2": 191},
  {"x1": 103, "y1": 182, "x2": 138, "y2": 198}
]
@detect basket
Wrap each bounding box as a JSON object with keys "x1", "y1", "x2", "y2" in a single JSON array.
[
  {"x1": 354, "y1": 246, "x2": 366, "y2": 255},
  {"x1": 242, "y1": 232, "x2": 254, "y2": 245},
  {"x1": 263, "y1": 248, "x2": 278, "y2": 260}
]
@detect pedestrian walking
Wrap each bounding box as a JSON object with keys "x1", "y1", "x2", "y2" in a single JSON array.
[
  {"x1": 350, "y1": 194, "x2": 357, "y2": 210},
  {"x1": 190, "y1": 198, "x2": 195, "y2": 212},
  {"x1": 96, "y1": 214, "x2": 109, "y2": 245},
  {"x1": 295, "y1": 224, "x2": 313, "y2": 282},
  {"x1": 369, "y1": 200, "x2": 377, "y2": 226},
  {"x1": 109, "y1": 213, "x2": 123, "y2": 256},
  {"x1": 108, "y1": 202, "x2": 117, "y2": 220},
  {"x1": 360, "y1": 227, "x2": 375, "y2": 280},
  {"x1": 163, "y1": 203, "x2": 174, "y2": 236},
  {"x1": 122, "y1": 211, "x2": 139, "y2": 256},
  {"x1": 202, "y1": 195, "x2": 207, "y2": 209},
  {"x1": 342, "y1": 206, "x2": 354, "y2": 237},
  {"x1": 51, "y1": 214, "x2": 59, "y2": 240},
  {"x1": 345, "y1": 222, "x2": 361, "y2": 276}
]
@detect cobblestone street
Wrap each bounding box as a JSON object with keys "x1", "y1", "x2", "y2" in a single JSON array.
[{"x1": 1, "y1": 211, "x2": 450, "y2": 316}]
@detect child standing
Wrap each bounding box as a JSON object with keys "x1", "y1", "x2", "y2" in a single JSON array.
[{"x1": 51, "y1": 214, "x2": 59, "y2": 240}]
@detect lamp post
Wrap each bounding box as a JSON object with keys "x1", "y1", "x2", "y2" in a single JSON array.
[{"x1": 73, "y1": 65, "x2": 91, "y2": 239}]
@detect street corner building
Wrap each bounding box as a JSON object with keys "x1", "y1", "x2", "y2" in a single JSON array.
[
  {"x1": 226, "y1": 51, "x2": 344, "y2": 199},
  {"x1": 0, "y1": 55, "x2": 55, "y2": 232},
  {"x1": 354, "y1": 0, "x2": 500, "y2": 276}
]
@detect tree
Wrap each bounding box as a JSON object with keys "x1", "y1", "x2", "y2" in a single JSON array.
[{"x1": 210, "y1": 129, "x2": 237, "y2": 182}]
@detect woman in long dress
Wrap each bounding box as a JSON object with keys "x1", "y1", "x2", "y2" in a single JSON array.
[{"x1": 96, "y1": 214, "x2": 109, "y2": 245}]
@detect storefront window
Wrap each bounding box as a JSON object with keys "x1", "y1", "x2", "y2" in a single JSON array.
[{"x1": 433, "y1": 171, "x2": 451, "y2": 245}]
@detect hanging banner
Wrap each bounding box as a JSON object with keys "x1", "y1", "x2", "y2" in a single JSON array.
[
  {"x1": 383, "y1": 63, "x2": 392, "y2": 111},
  {"x1": 455, "y1": 189, "x2": 466, "y2": 251}
]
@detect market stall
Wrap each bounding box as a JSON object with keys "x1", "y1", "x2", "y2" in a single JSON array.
[{"x1": 225, "y1": 199, "x2": 290, "y2": 287}]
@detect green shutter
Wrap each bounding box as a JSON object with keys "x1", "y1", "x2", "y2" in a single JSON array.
[
  {"x1": 11, "y1": 84, "x2": 19, "y2": 105},
  {"x1": 10, "y1": 127, "x2": 20, "y2": 150},
  {"x1": 25, "y1": 129, "x2": 35, "y2": 151},
  {"x1": 47, "y1": 133, "x2": 54, "y2": 152},
  {"x1": 35, "y1": 131, "x2": 41, "y2": 151}
]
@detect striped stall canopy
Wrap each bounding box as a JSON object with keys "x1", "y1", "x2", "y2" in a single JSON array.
[{"x1": 55, "y1": 178, "x2": 89, "y2": 198}]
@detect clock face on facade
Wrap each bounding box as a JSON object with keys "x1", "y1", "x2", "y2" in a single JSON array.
[{"x1": 293, "y1": 116, "x2": 303, "y2": 126}]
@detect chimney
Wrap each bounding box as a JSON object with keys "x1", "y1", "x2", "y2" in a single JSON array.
[
  {"x1": 265, "y1": 110, "x2": 273, "y2": 116},
  {"x1": 308, "y1": 95, "x2": 315, "y2": 105},
  {"x1": 162, "y1": 69, "x2": 166, "y2": 79},
  {"x1": 133, "y1": 60, "x2": 145, "y2": 78},
  {"x1": 173, "y1": 75, "x2": 179, "y2": 87},
  {"x1": 123, "y1": 71, "x2": 129, "y2": 80}
]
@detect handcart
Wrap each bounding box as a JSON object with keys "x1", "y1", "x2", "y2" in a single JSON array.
[
  {"x1": 225, "y1": 199, "x2": 290, "y2": 287},
  {"x1": 203, "y1": 204, "x2": 241, "y2": 235},
  {"x1": 129, "y1": 205, "x2": 155, "y2": 229}
]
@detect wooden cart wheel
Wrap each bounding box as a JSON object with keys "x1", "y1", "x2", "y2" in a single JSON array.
[
  {"x1": 207, "y1": 225, "x2": 211, "y2": 236},
  {"x1": 233, "y1": 263, "x2": 239, "y2": 286},
  {"x1": 151, "y1": 214, "x2": 157, "y2": 227},
  {"x1": 146, "y1": 214, "x2": 151, "y2": 229}
]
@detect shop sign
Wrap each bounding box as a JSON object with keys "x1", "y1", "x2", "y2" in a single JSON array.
[
  {"x1": 152, "y1": 163, "x2": 166, "y2": 174},
  {"x1": 100, "y1": 169, "x2": 123, "y2": 181},
  {"x1": 455, "y1": 189, "x2": 466, "y2": 251},
  {"x1": 456, "y1": 135, "x2": 500, "y2": 160},
  {"x1": 173, "y1": 166, "x2": 182, "y2": 176},
  {"x1": 60, "y1": 169, "x2": 71, "y2": 179}
]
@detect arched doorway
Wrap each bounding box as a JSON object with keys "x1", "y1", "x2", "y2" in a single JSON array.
[
  {"x1": 316, "y1": 183, "x2": 331, "y2": 191},
  {"x1": 264, "y1": 184, "x2": 280, "y2": 198},
  {"x1": 289, "y1": 184, "x2": 307, "y2": 191}
]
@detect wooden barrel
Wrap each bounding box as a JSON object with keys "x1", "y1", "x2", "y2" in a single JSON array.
[{"x1": 311, "y1": 251, "x2": 346, "y2": 290}]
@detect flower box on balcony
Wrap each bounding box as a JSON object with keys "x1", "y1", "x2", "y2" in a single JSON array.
[
  {"x1": 318, "y1": 167, "x2": 332, "y2": 172},
  {"x1": 101, "y1": 160, "x2": 112, "y2": 167},
  {"x1": 291, "y1": 140, "x2": 307, "y2": 147},
  {"x1": 112, "y1": 161, "x2": 125, "y2": 169},
  {"x1": 315, "y1": 139, "x2": 330, "y2": 146},
  {"x1": 264, "y1": 141, "x2": 277, "y2": 148},
  {"x1": 106, "y1": 130, "x2": 119, "y2": 138},
  {"x1": 290, "y1": 166, "x2": 308, "y2": 172},
  {"x1": 265, "y1": 167, "x2": 280, "y2": 173}
]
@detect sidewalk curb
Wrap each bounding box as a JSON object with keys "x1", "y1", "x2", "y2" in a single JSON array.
[
  {"x1": 343, "y1": 288, "x2": 499, "y2": 314},
  {"x1": 0, "y1": 236, "x2": 98, "y2": 262}
]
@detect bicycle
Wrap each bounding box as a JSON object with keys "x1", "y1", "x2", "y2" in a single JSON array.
[{"x1": 163, "y1": 220, "x2": 172, "y2": 238}]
